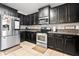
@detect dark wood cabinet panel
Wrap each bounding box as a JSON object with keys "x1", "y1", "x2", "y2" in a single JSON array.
[
  {"x1": 48, "y1": 34, "x2": 64, "y2": 51},
  {"x1": 67, "y1": 3, "x2": 79, "y2": 22},
  {"x1": 34, "y1": 12, "x2": 38, "y2": 25},
  {"x1": 58, "y1": 4, "x2": 68, "y2": 23},
  {"x1": 25, "y1": 32, "x2": 36, "y2": 44},
  {"x1": 50, "y1": 4, "x2": 68, "y2": 24},
  {"x1": 47, "y1": 34, "x2": 56, "y2": 48},
  {"x1": 47, "y1": 33, "x2": 79, "y2": 55},
  {"x1": 18, "y1": 13, "x2": 24, "y2": 25},
  {"x1": 20, "y1": 31, "x2": 26, "y2": 42},
  {"x1": 50, "y1": 3, "x2": 79, "y2": 24},
  {"x1": 39, "y1": 6, "x2": 50, "y2": 18},
  {"x1": 50, "y1": 7, "x2": 58, "y2": 24},
  {"x1": 20, "y1": 31, "x2": 36, "y2": 44},
  {"x1": 63, "y1": 35, "x2": 79, "y2": 55},
  {"x1": 19, "y1": 12, "x2": 38, "y2": 25}
]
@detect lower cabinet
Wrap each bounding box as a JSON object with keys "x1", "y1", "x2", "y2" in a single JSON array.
[
  {"x1": 47, "y1": 33, "x2": 79, "y2": 55},
  {"x1": 20, "y1": 31, "x2": 26, "y2": 42},
  {"x1": 47, "y1": 33, "x2": 64, "y2": 51},
  {"x1": 25, "y1": 31, "x2": 36, "y2": 44}
]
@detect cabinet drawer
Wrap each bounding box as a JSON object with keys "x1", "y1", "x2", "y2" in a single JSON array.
[
  {"x1": 64, "y1": 35, "x2": 75, "y2": 39},
  {"x1": 54, "y1": 34, "x2": 64, "y2": 39}
]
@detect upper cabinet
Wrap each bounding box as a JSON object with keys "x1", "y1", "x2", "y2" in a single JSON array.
[
  {"x1": 18, "y1": 13, "x2": 24, "y2": 25},
  {"x1": 50, "y1": 4, "x2": 68, "y2": 24},
  {"x1": 19, "y1": 3, "x2": 79, "y2": 25},
  {"x1": 50, "y1": 3, "x2": 79, "y2": 24},
  {"x1": 38, "y1": 6, "x2": 50, "y2": 25},
  {"x1": 19, "y1": 12, "x2": 38, "y2": 25},
  {"x1": 58, "y1": 4, "x2": 68, "y2": 23},
  {"x1": 50, "y1": 7, "x2": 58, "y2": 24},
  {"x1": 33, "y1": 12, "x2": 39, "y2": 25},
  {"x1": 39, "y1": 6, "x2": 50, "y2": 18},
  {"x1": 67, "y1": 3, "x2": 79, "y2": 23}
]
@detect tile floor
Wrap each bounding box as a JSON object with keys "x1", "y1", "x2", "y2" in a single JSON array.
[{"x1": 0, "y1": 41, "x2": 70, "y2": 56}]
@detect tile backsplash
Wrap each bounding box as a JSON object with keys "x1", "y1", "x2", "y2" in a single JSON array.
[{"x1": 20, "y1": 23, "x2": 79, "y2": 30}]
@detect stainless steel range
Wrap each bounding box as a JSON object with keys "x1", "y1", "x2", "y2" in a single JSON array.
[
  {"x1": 36, "y1": 33, "x2": 47, "y2": 48},
  {"x1": 36, "y1": 27, "x2": 51, "y2": 48}
]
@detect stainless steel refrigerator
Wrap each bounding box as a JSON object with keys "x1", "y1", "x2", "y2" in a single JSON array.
[{"x1": 0, "y1": 15, "x2": 20, "y2": 50}]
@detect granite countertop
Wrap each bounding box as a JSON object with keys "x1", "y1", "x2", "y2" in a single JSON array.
[
  {"x1": 48, "y1": 31, "x2": 79, "y2": 36},
  {"x1": 19, "y1": 29, "x2": 41, "y2": 32},
  {"x1": 20, "y1": 29, "x2": 79, "y2": 36}
]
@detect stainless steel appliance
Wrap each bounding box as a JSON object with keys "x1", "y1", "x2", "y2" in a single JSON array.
[
  {"x1": 36, "y1": 33, "x2": 47, "y2": 48},
  {"x1": 36, "y1": 27, "x2": 51, "y2": 48},
  {"x1": 39, "y1": 17, "x2": 49, "y2": 24},
  {"x1": 0, "y1": 15, "x2": 20, "y2": 50}
]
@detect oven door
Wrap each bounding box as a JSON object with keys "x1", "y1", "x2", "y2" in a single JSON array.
[{"x1": 36, "y1": 33, "x2": 47, "y2": 44}]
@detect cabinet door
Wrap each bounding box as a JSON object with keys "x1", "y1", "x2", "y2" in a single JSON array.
[
  {"x1": 67, "y1": 4, "x2": 79, "y2": 23},
  {"x1": 63, "y1": 35, "x2": 77, "y2": 55},
  {"x1": 31, "y1": 32, "x2": 36, "y2": 44},
  {"x1": 26, "y1": 15, "x2": 30, "y2": 25},
  {"x1": 34, "y1": 12, "x2": 38, "y2": 25},
  {"x1": 55, "y1": 38, "x2": 64, "y2": 51},
  {"x1": 25, "y1": 32, "x2": 31, "y2": 42},
  {"x1": 39, "y1": 9, "x2": 43, "y2": 18},
  {"x1": 31, "y1": 14, "x2": 34, "y2": 25},
  {"x1": 23, "y1": 15, "x2": 26, "y2": 25},
  {"x1": 20, "y1": 31, "x2": 25, "y2": 42},
  {"x1": 58, "y1": 4, "x2": 67, "y2": 23},
  {"x1": 43, "y1": 7, "x2": 49, "y2": 17},
  {"x1": 50, "y1": 7, "x2": 58, "y2": 24},
  {"x1": 39, "y1": 6, "x2": 50, "y2": 18},
  {"x1": 25, "y1": 16, "x2": 29, "y2": 25},
  {"x1": 47, "y1": 34, "x2": 55, "y2": 48},
  {"x1": 47, "y1": 33, "x2": 53, "y2": 48},
  {"x1": 25, "y1": 32, "x2": 36, "y2": 44},
  {"x1": 54, "y1": 34, "x2": 64, "y2": 51}
]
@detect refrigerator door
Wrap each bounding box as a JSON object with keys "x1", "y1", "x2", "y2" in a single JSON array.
[
  {"x1": 1, "y1": 37, "x2": 8, "y2": 50},
  {"x1": 2, "y1": 15, "x2": 13, "y2": 36}
]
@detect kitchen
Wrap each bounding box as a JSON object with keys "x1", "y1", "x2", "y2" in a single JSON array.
[{"x1": 0, "y1": 3, "x2": 79, "y2": 56}]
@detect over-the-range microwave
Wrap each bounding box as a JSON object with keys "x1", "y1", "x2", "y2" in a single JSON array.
[{"x1": 38, "y1": 17, "x2": 49, "y2": 25}]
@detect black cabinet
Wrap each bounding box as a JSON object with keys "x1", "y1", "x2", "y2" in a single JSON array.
[
  {"x1": 25, "y1": 31, "x2": 36, "y2": 44},
  {"x1": 50, "y1": 7, "x2": 58, "y2": 24},
  {"x1": 20, "y1": 31, "x2": 36, "y2": 44},
  {"x1": 47, "y1": 33, "x2": 79, "y2": 55},
  {"x1": 47, "y1": 33, "x2": 56, "y2": 48},
  {"x1": 50, "y1": 3, "x2": 79, "y2": 24},
  {"x1": 24, "y1": 15, "x2": 28, "y2": 25},
  {"x1": 67, "y1": 3, "x2": 79, "y2": 23},
  {"x1": 19, "y1": 12, "x2": 38, "y2": 25},
  {"x1": 54, "y1": 34, "x2": 64, "y2": 51},
  {"x1": 63, "y1": 35, "x2": 78, "y2": 55},
  {"x1": 48, "y1": 33, "x2": 64, "y2": 51},
  {"x1": 50, "y1": 4, "x2": 68, "y2": 24},
  {"x1": 20, "y1": 31, "x2": 26, "y2": 42},
  {"x1": 58, "y1": 4, "x2": 68, "y2": 23},
  {"x1": 34, "y1": 12, "x2": 38, "y2": 25},
  {"x1": 39, "y1": 6, "x2": 50, "y2": 18},
  {"x1": 30, "y1": 14, "x2": 34, "y2": 25}
]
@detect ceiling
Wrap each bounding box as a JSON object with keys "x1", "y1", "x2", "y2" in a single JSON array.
[{"x1": 3, "y1": 3, "x2": 64, "y2": 15}]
